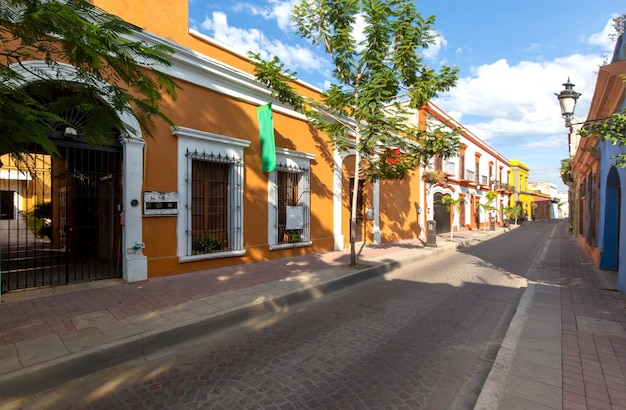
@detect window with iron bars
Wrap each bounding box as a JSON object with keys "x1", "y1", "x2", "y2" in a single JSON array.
[
  {"x1": 275, "y1": 164, "x2": 310, "y2": 245},
  {"x1": 187, "y1": 150, "x2": 243, "y2": 256}
]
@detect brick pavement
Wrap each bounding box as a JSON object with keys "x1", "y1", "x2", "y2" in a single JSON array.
[
  {"x1": 560, "y1": 234, "x2": 626, "y2": 410},
  {"x1": 2, "y1": 221, "x2": 626, "y2": 410},
  {"x1": 0, "y1": 228, "x2": 495, "y2": 400},
  {"x1": 473, "y1": 221, "x2": 626, "y2": 410}
]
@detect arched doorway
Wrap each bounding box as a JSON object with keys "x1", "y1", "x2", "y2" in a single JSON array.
[
  {"x1": 600, "y1": 167, "x2": 621, "y2": 270},
  {"x1": 433, "y1": 192, "x2": 450, "y2": 234},
  {"x1": 0, "y1": 84, "x2": 123, "y2": 293}
]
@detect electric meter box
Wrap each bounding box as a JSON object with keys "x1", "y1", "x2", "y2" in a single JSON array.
[{"x1": 143, "y1": 191, "x2": 178, "y2": 216}]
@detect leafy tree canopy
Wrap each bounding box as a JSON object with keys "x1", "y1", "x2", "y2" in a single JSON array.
[
  {"x1": 0, "y1": 0, "x2": 180, "y2": 157},
  {"x1": 579, "y1": 105, "x2": 626, "y2": 168},
  {"x1": 249, "y1": 0, "x2": 461, "y2": 182}
]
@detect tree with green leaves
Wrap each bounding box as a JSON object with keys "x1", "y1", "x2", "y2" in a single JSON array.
[
  {"x1": 441, "y1": 194, "x2": 465, "y2": 240},
  {"x1": 577, "y1": 14, "x2": 626, "y2": 166},
  {"x1": 0, "y1": 0, "x2": 180, "y2": 158},
  {"x1": 503, "y1": 204, "x2": 522, "y2": 226},
  {"x1": 250, "y1": 0, "x2": 461, "y2": 266},
  {"x1": 578, "y1": 105, "x2": 626, "y2": 167},
  {"x1": 477, "y1": 189, "x2": 498, "y2": 228}
]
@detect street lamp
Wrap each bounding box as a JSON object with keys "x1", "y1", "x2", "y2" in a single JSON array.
[{"x1": 555, "y1": 78, "x2": 581, "y2": 127}]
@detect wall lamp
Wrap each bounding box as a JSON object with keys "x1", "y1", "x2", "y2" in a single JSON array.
[
  {"x1": 555, "y1": 78, "x2": 581, "y2": 128},
  {"x1": 556, "y1": 79, "x2": 615, "y2": 128}
]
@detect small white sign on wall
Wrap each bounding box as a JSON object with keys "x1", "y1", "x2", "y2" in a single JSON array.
[
  {"x1": 144, "y1": 191, "x2": 178, "y2": 216},
  {"x1": 286, "y1": 206, "x2": 304, "y2": 229}
]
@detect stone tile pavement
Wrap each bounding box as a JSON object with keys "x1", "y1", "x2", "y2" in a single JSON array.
[
  {"x1": 475, "y1": 222, "x2": 626, "y2": 410},
  {"x1": 0, "y1": 227, "x2": 496, "y2": 400},
  {"x1": 1, "y1": 221, "x2": 625, "y2": 410}
]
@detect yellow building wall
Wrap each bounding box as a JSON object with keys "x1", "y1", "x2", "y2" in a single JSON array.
[
  {"x1": 0, "y1": 154, "x2": 52, "y2": 213},
  {"x1": 379, "y1": 172, "x2": 422, "y2": 242},
  {"x1": 509, "y1": 159, "x2": 534, "y2": 220}
]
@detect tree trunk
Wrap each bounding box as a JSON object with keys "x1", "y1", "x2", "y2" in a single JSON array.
[{"x1": 350, "y1": 131, "x2": 362, "y2": 268}]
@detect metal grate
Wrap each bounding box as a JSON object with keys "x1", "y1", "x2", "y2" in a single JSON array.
[
  {"x1": 276, "y1": 163, "x2": 310, "y2": 245},
  {"x1": 186, "y1": 150, "x2": 243, "y2": 256},
  {"x1": 1, "y1": 146, "x2": 122, "y2": 293}
]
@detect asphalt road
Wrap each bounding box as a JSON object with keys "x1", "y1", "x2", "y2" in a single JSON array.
[{"x1": 5, "y1": 222, "x2": 556, "y2": 410}]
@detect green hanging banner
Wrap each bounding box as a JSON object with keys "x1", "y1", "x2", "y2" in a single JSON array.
[{"x1": 257, "y1": 103, "x2": 276, "y2": 172}]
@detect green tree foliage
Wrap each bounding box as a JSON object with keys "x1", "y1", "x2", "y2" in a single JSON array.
[
  {"x1": 503, "y1": 204, "x2": 522, "y2": 226},
  {"x1": 579, "y1": 104, "x2": 626, "y2": 168},
  {"x1": 249, "y1": 0, "x2": 461, "y2": 265},
  {"x1": 441, "y1": 194, "x2": 464, "y2": 239},
  {"x1": 560, "y1": 157, "x2": 573, "y2": 185},
  {"x1": 0, "y1": 0, "x2": 180, "y2": 157},
  {"x1": 579, "y1": 16, "x2": 626, "y2": 167}
]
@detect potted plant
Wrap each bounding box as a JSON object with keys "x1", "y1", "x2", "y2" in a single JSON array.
[
  {"x1": 192, "y1": 236, "x2": 225, "y2": 254},
  {"x1": 503, "y1": 204, "x2": 522, "y2": 226},
  {"x1": 287, "y1": 230, "x2": 301, "y2": 243},
  {"x1": 422, "y1": 170, "x2": 447, "y2": 185}
]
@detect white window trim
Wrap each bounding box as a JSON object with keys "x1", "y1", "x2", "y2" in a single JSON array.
[
  {"x1": 268, "y1": 147, "x2": 315, "y2": 250},
  {"x1": 172, "y1": 126, "x2": 250, "y2": 262}
]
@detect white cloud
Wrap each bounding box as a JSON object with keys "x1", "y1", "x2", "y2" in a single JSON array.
[
  {"x1": 422, "y1": 31, "x2": 446, "y2": 61},
  {"x1": 586, "y1": 16, "x2": 620, "y2": 52},
  {"x1": 235, "y1": 0, "x2": 299, "y2": 32},
  {"x1": 200, "y1": 12, "x2": 325, "y2": 73},
  {"x1": 434, "y1": 53, "x2": 606, "y2": 142},
  {"x1": 268, "y1": 0, "x2": 300, "y2": 32},
  {"x1": 352, "y1": 13, "x2": 367, "y2": 50}
]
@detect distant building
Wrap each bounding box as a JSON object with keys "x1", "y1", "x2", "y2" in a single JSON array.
[{"x1": 528, "y1": 182, "x2": 563, "y2": 219}]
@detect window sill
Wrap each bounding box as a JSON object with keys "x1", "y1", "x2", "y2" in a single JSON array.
[
  {"x1": 179, "y1": 249, "x2": 246, "y2": 263},
  {"x1": 269, "y1": 241, "x2": 312, "y2": 251}
]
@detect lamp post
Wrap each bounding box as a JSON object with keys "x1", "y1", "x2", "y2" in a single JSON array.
[
  {"x1": 555, "y1": 78, "x2": 581, "y2": 127},
  {"x1": 555, "y1": 79, "x2": 581, "y2": 238}
]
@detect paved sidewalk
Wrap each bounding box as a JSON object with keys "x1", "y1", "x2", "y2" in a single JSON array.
[
  {"x1": 476, "y1": 222, "x2": 626, "y2": 410},
  {"x1": 2, "y1": 221, "x2": 625, "y2": 410},
  {"x1": 0, "y1": 227, "x2": 501, "y2": 402}
]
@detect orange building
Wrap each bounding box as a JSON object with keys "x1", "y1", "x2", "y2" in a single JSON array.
[{"x1": 0, "y1": 0, "x2": 428, "y2": 293}]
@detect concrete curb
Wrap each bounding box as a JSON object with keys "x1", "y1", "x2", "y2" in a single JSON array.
[
  {"x1": 0, "y1": 235, "x2": 484, "y2": 401},
  {"x1": 473, "y1": 282, "x2": 535, "y2": 410},
  {"x1": 473, "y1": 223, "x2": 554, "y2": 410}
]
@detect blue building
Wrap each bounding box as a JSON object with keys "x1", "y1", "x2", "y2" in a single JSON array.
[{"x1": 589, "y1": 26, "x2": 626, "y2": 294}]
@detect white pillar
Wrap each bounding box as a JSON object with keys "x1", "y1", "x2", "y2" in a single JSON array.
[
  {"x1": 120, "y1": 137, "x2": 147, "y2": 283},
  {"x1": 373, "y1": 180, "x2": 381, "y2": 244},
  {"x1": 333, "y1": 148, "x2": 345, "y2": 250}
]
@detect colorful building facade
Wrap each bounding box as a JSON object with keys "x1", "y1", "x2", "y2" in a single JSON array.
[
  {"x1": 575, "y1": 28, "x2": 626, "y2": 294},
  {"x1": 421, "y1": 104, "x2": 513, "y2": 234},
  {"x1": 0, "y1": 0, "x2": 514, "y2": 294}
]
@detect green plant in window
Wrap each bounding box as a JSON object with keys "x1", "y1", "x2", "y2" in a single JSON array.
[
  {"x1": 192, "y1": 236, "x2": 225, "y2": 254},
  {"x1": 287, "y1": 230, "x2": 301, "y2": 243}
]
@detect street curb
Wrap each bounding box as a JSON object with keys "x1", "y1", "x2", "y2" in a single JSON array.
[
  {"x1": 473, "y1": 282, "x2": 535, "y2": 410},
  {"x1": 0, "y1": 236, "x2": 483, "y2": 402},
  {"x1": 473, "y1": 223, "x2": 553, "y2": 410}
]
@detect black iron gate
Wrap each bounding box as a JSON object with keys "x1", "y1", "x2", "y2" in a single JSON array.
[
  {"x1": 1, "y1": 145, "x2": 122, "y2": 293},
  {"x1": 433, "y1": 192, "x2": 451, "y2": 234}
]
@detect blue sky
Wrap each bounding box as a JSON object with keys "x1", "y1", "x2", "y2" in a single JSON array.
[{"x1": 188, "y1": 0, "x2": 624, "y2": 193}]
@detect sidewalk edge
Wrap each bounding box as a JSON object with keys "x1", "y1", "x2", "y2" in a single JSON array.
[{"x1": 0, "y1": 237, "x2": 478, "y2": 402}]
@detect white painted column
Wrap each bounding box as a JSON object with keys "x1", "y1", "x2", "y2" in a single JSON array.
[
  {"x1": 120, "y1": 137, "x2": 147, "y2": 283},
  {"x1": 333, "y1": 148, "x2": 345, "y2": 250},
  {"x1": 372, "y1": 179, "x2": 381, "y2": 244}
]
